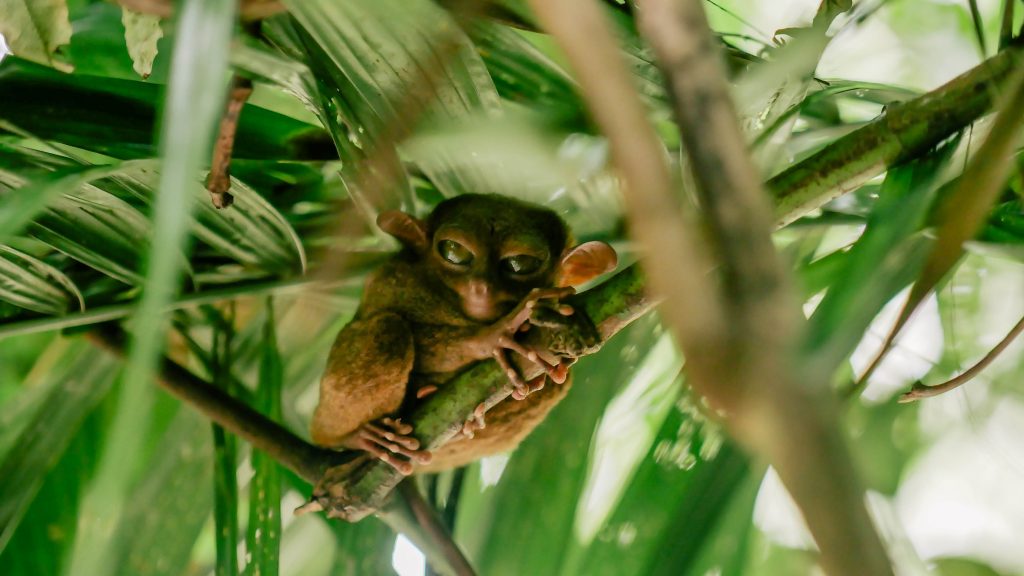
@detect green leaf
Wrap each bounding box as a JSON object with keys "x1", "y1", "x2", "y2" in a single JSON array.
[
  {"x1": 804, "y1": 150, "x2": 952, "y2": 373},
  {"x1": 0, "y1": 0, "x2": 72, "y2": 70},
  {"x1": 679, "y1": 472, "x2": 761, "y2": 576},
  {"x1": 281, "y1": 0, "x2": 501, "y2": 213},
  {"x1": 113, "y1": 409, "x2": 215, "y2": 576},
  {"x1": 0, "y1": 339, "x2": 117, "y2": 555},
  {"x1": 31, "y1": 179, "x2": 157, "y2": 285},
  {"x1": 0, "y1": 159, "x2": 163, "y2": 287},
  {"x1": 244, "y1": 299, "x2": 283, "y2": 576},
  {"x1": 468, "y1": 22, "x2": 581, "y2": 124},
  {"x1": 66, "y1": 1, "x2": 236, "y2": 574},
  {"x1": 211, "y1": 310, "x2": 239, "y2": 576},
  {"x1": 0, "y1": 380, "x2": 111, "y2": 576},
  {"x1": 0, "y1": 163, "x2": 128, "y2": 247},
  {"x1": 328, "y1": 518, "x2": 397, "y2": 576},
  {"x1": 574, "y1": 402, "x2": 752, "y2": 576},
  {"x1": 0, "y1": 57, "x2": 329, "y2": 161},
  {"x1": 121, "y1": 8, "x2": 163, "y2": 79},
  {"x1": 0, "y1": 244, "x2": 84, "y2": 314}
]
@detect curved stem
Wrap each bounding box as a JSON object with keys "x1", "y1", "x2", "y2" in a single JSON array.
[{"x1": 900, "y1": 314, "x2": 1024, "y2": 402}]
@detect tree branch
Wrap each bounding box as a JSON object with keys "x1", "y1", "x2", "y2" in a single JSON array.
[
  {"x1": 768, "y1": 43, "x2": 1024, "y2": 227},
  {"x1": 87, "y1": 324, "x2": 339, "y2": 483}
]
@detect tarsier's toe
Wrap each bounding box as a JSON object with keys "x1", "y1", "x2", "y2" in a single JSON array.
[
  {"x1": 510, "y1": 374, "x2": 546, "y2": 400},
  {"x1": 462, "y1": 403, "x2": 488, "y2": 437},
  {"x1": 549, "y1": 362, "x2": 570, "y2": 384}
]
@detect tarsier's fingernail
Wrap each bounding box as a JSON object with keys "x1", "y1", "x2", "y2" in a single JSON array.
[
  {"x1": 559, "y1": 305, "x2": 574, "y2": 315},
  {"x1": 519, "y1": 324, "x2": 531, "y2": 332}
]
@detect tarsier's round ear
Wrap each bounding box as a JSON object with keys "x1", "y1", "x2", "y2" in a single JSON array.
[
  {"x1": 556, "y1": 241, "x2": 618, "y2": 287},
  {"x1": 377, "y1": 210, "x2": 429, "y2": 252}
]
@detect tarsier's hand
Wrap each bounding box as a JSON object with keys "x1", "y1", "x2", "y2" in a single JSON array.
[{"x1": 488, "y1": 286, "x2": 576, "y2": 400}]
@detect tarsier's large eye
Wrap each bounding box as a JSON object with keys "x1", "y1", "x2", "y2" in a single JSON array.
[
  {"x1": 502, "y1": 254, "x2": 542, "y2": 275},
  {"x1": 438, "y1": 240, "x2": 473, "y2": 266}
]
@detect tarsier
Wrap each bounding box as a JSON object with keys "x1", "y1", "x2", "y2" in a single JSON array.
[{"x1": 311, "y1": 194, "x2": 617, "y2": 474}]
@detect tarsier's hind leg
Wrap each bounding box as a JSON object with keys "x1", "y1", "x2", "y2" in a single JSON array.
[{"x1": 311, "y1": 312, "x2": 415, "y2": 447}]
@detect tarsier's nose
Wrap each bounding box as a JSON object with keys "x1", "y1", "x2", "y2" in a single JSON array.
[
  {"x1": 466, "y1": 278, "x2": 489, "y2": 296},
  {"x1": 463, "y1": 279, "x2": 501, "y2": 321}
]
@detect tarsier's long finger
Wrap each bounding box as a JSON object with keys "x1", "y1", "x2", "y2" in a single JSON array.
[
  {"x1": 549, "y1": 362, "x2": 570, "y2": 384},
  {"x1": 363, "y1": 421, "x2": 420, "y2": 451},
  {"x1": 506, "y1": 287, "x2": 578, "y2": 331},
  {"x1": 494, "y1": 349, "x2": 530, "y2": 399},
  {"x1": 527, "y1": 286, "x2": 576, "y2": 303},
  {"x1": 499, "y1": 334, "x2": 569, "y2": 384},
  {"x1": 361, "y1": 443, "x2": 415, "y2": 475},
  {"x1": 357, "y1": 428, "x2": 433, "y2": 468},
  {"x1": 497, "y1": 335, "x2": 540, "y2": 363}
]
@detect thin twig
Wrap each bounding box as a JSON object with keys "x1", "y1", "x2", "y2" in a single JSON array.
[
  {"x1": 900, "y1": 313, "x2": 1024, "y2": 402},
  {"x1": 999, "y1": 0, "x2": 1015, "y2": 51},
  {"x1": 205, "y1": 75, "x2": 254, "y2": 209},
  {"x1": 399, "y1": 480, "x2": 477, "y2": 576},
  {"x1": 849, "y1": 65, "x2": 1024, "y2": 398}
]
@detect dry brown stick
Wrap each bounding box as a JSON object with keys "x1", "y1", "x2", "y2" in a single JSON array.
[
  {"x1": 205, "y1": 75, "x2": 254, "y2": 209},
  {"x1": 117, "y1": 0, "x2": 283, "y2": 21},
  {"x1": 528, "y1": 1, "x2": 892, "y2": 575},
  {"x1": 398, "y1": 480, "x2": 477, "y2": 576},
  {"x1": 900, "y1": 313, "x2": 1024, "y2": 402}
]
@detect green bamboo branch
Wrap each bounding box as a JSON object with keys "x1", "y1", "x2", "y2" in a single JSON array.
[{"x1": 768, "y1": 43, "x2": 1024, "y2": 227}]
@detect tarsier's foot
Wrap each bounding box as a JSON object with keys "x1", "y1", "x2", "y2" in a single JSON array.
[
  {"x1": 342, "y1": 417, "x2": 432, "y2": 475},
  {"x1": 461, "y1": 403, "x2": 487, "y2": 438}
]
